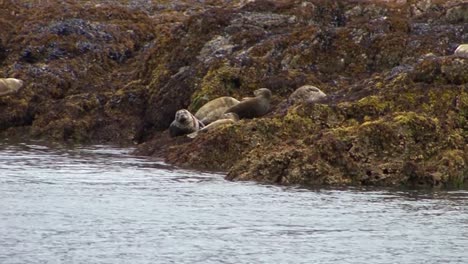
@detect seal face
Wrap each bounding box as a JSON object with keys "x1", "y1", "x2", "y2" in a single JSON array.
[
  {"x1": 288, "y1": 85, "x2": 326, "y2": 105},
  {"x1": 195, "y1": 96, "x2": 240, "y2": 125},
  {"x1": 187, "y1": 113, "x2": 239, "y2": 138},
  {"x1": 0, "y1": 78, "x2": 24, "y2": 96},
  {"x1": 169, "y1": 109, "x2": 205, "y2": 137},
  {"x1": 224, "y1": 88, "x2": 272, "y2": 119}
]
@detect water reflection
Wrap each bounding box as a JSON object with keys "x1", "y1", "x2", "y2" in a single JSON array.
[{"x1": 0, "y1": 141, "x2": 467, "y2": 264}]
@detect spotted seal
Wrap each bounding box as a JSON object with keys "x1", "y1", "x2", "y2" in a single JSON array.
[
  {"x1": 195, "y1": 96, "x2": 240, "y2": 125},
  {"x1": 0, "y1": 78, "x2": 24, "y2": 96},
  {"x1": 187, "y1": 113, "x2": 239, "y2": 138},
  {"x1": 454, "y1": 44, "x2": 468, "y2": 58},
  {"x1": 288, "y1": 85, "x2": 326, "y2": 105},
  {"x1": 169, "y1": 109, "x2": 205, "y2": 137},
  {"x1": 224, "y1": 88, "x2": 271, "y2": 119}
]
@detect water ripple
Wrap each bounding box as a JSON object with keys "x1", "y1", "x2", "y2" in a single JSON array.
[{"x1": 0, "y1": 141, "x2": 467, "y2": 264}]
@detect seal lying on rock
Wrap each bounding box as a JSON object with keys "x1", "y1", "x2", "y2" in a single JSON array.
[
  {"x1": 224, "y1": 88, "x2": 271, "y2": 119},
  {"x1": 288, "y1": 85, "x2": 326, "y2": 105},
  {"x1": 0, "y1": 78, "x2": 24, "y2": 96},
  {"x1": 195, "y1": 96, "x2": 240, "y2": 125},
  {"x1": 169, "y1": 109, "x2": 205, "y2": 137},
  {"x1": 454, "y1": 44, "x2": 468, "y2": 58},
  {"x1": 187, "y1": 113, "x2": 239, "y2": 139}
]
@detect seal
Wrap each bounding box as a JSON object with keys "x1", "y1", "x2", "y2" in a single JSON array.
[
  {"x1": 187, "y1": 113, "x2": 239, "y2": 138},
  {"x1": 224, "y1": 88, "x2": 272, "y2": 119},
  {"x1": 169, "y1": 109, "x2": 205, "y2": 137},
  {"x1": 288, "y1": 85, "x2": 326, "y2": 105},
  {"x1": 454, "y1": 44, "x2": 468, "y2": 58},
  {"x1": 195, "y1": 96, "x2": 240, "y2": 125},
  {"x1": 0, "y1": 78, "x2": 24, "y2": 96}
]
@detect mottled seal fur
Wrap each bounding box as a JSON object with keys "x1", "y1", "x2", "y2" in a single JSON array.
[
  {"x1": 224, "y1": 88, "x2": 271, "y2": 119},
  {"x1": 0, "y1": 78, "x2": 24, "y2": 96},
  {"x1": 195, "y1": 96, "x2": 240, "y2": 125},
  {"x1": 454, "y1": 44, "x2": 468, "y2": 58},
  {"x1": 288, "y1": 85, "x2": 326, "y2": 105},
  {"x1": 169, "y1": 109, "x2": 205, "y2": 137},
  {"x1": 187, "y1": 113, "x2": 239, "y2": 138}
]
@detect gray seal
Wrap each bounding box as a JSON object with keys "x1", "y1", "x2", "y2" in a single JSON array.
[
  {"x1": 169, "y1": 109, "x2": 205, "y2": 137},
  {"x1": 224, "y1": 88, "x2": 271, "y2": 119},
  {"x1": 288, "y1": 85, "x2": 326, "y2": 105},
  {"x1": 0, "y1": 78, "x2": 24, "y2": 96},
  {"x1": 195, "y1": 96, "x2": 240, "y2": 125}
]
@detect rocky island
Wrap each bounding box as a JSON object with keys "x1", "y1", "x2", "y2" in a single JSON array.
[{"x1": 0, "y1": 0, "x2": 466, "y2": 188}]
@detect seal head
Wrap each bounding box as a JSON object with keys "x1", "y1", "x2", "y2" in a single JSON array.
[
  {"x1": 169, "y1": 109, "x2": 205, "y2": 137},
  {"x1": 224, "y1": 88, "x2": 271, "y2": 119},
  {"x1": 0, "y1": 78, "x2": 24, "y2": 96},
  {"x1": 454, "y1": 44, "x2": 468, "y2": 59}
]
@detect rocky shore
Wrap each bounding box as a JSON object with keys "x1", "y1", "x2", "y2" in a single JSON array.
[{"x1": 0, "y1": 0, "x2": 466, "y2": 188}]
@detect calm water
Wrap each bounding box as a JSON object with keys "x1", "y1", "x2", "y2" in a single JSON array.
[{"x1": 0, "y1": 142, "x2": 467, "y2": 264}]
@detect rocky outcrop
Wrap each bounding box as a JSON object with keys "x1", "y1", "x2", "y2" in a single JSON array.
[
  {"x1": 0, "y1": 0, "x2": 466, "y2": 188},
  {"x1": 144, "y1": 0, "x2": 468, "y2": 188}
]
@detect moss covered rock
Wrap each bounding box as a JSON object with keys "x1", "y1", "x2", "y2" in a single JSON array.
[{"x1": 0, "y1": 0, "x2": 466, "y2": 188}]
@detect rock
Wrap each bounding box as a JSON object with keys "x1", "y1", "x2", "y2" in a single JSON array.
[
  {"x1": 227, "y1": 12, "x2": 295, "y2": 32},
  {"x1": 197, "y1": 35, "x2": 235, "y2": 63},
  {"x1": 410, "y1": 0, "x2": 433, "y2": 17},
  {"x1": 445, "y1": 4, "x2": 468, "y2": 23}
]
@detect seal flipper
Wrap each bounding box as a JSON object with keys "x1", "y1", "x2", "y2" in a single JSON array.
[{"x1": 198, "y1": 119, "x2": 205, "y2": 129}]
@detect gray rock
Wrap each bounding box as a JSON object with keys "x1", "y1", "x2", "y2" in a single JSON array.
[{"x1": 198, "y1": 36, "x2": 235, "y2": 63}]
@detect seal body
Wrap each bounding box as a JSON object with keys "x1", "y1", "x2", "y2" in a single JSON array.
[
  {"x1": 0, "y1": 78, "x2": 24, "y2": 96},
  {"x1": 169, "y1": 109, "x2": 205, "y2": 137},
  {"x1": 454, "y1": 44, "x2": 468, "y2": 58},
  {"x1": 224, "y1": 88, "x2": 271, "y2": 119},
  {"x1": 195, "y1": 96, "x2": 240, "y2": 125},
  {"x1": 288, "y1": 85, "x2": 326, "y2": 105},
  {"x1": 187, "y1": 113, "x2": 239, "y2": 138}
]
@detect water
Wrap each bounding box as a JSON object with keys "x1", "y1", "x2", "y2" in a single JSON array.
[{"x1": 1, "y1": 142, "x2": 467, "y2": 264}]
